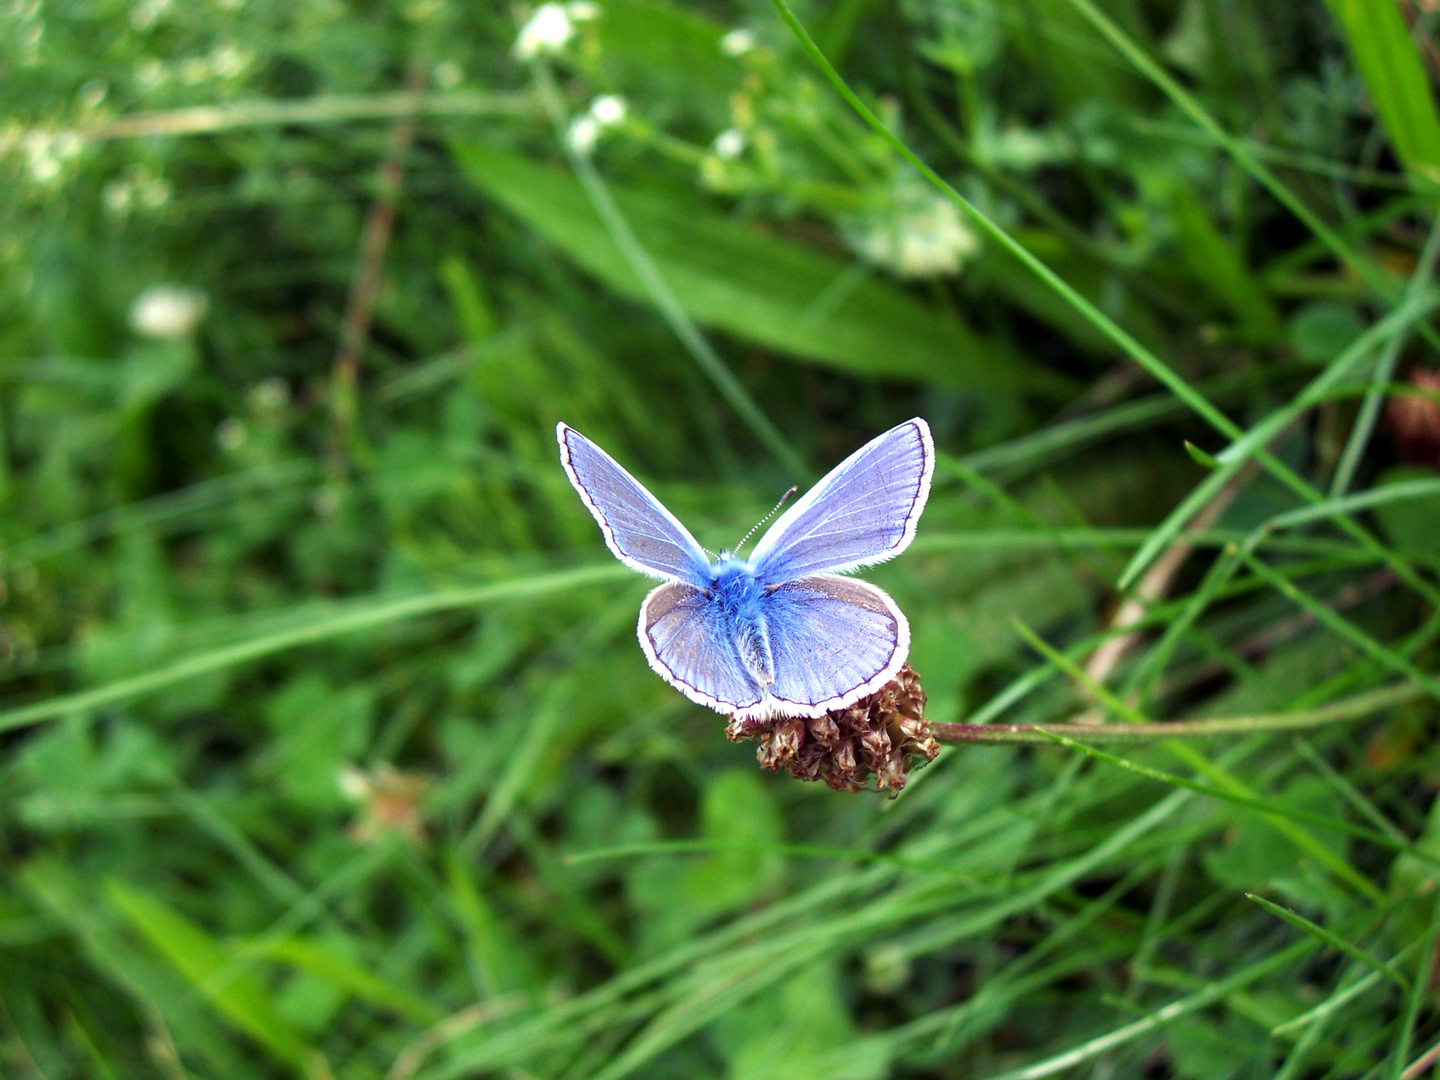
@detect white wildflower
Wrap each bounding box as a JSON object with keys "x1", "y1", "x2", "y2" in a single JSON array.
[
  {"x1": 20, "y1": 130, "x2": 77, "y2": 185},
  {"x1": 27, "y1": 150, "x2": 60, "y2": 183},
  {"x1": 850, "y1": 190, "x2": 978, "y2": 278},
  {"x1": 103, "y1": 179, "x2": 133, "y2": 215},
  {"x1": 568, "y1": 95, "x2": 627, "y2": 155},
  {"x1": 210, "y1": 43, "x2": 252, "y2": 79},
  {"x1": 248, "y1": 376, "x2": 291, "y2": 411},
  {"x1": 514, "y1": 3, "x2": 574, "y2": 59},
  {"x1": 130, "y1": 286, "x2": 207, "y2": 339},
  {"x1": 130, "y1": 0, "x2": 171, "y2": 30},
  {"x1": 565, "y1": 1, "x2": 600, "y2": 19},
  {"x1": 720, "y1": 28, "x2": 755, "y2": 56},
  {"x1": 137, "y1": 174, "x2": 171, "y2": 207},
  {"x1": 566, "y1": 114, "x2": 600, "y2": 155},
  {"x1": 712, "y1": 127, "x2": 745, "y2": 160},
  {"x1": 215, "y1": 417, "x2": 247, "y2": 451},
  {"x1": 52, "y1": 131, "x2": 81, "y2": 160},
  {"x1": 589, "y1": 94, "x2": 626, "y2": 125},
  {"x1": 135, "y1": 58, "x2": 168, "y2": 90}
]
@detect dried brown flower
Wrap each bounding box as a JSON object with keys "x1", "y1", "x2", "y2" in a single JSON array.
[
  {"x1": 339, "y1": 764, "x2": 430, "y2": 845},
  {"x1": 1387, "y1": 367, "x2": 1440, "y2": 468},
  {"x1": 725, "y1": 664, "x2": 939, "y2": 794}
]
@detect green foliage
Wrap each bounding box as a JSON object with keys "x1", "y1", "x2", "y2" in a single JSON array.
[
  {"x1": 2, "y1": 0, "x2": 1439, "y2": 1078},
  {"x1": 1322, "y1": 0, "x2": 1440, "y2": 182}
]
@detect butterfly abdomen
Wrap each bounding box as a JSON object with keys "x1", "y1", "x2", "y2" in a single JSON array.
[{"x1": 708, "y1": 560, "x2": 775, "y2": 687}]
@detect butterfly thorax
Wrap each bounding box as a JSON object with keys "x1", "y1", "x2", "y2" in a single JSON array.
[{"x1": 705, "y1": 557, "x2": 775, "y2": 688}]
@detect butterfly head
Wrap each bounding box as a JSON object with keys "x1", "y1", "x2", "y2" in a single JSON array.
[{"x1": 707, "y1": 550, "x2": 755, "y2": 582}]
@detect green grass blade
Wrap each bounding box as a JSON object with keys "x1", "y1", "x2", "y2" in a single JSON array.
[
  {"x1": 1322, "y1": 0, "x2": 1440, "y2": 181},
  {"x1": 1245, "y1": 893, "x2": 1408, "y2": 990},
  {"x1": 1060, "y1": 0, "x2": 1440, "y2": 324},
  {"x1": 979, "y1": 940, "x2": 1315, "y2": 1080},
  {"x1": 1387, "y1": 894, "x2": 1440, "y2": 1078},
  {"x1": 1121, "y1": 290, "x2": 1436, "y2": 588},
  {"x1": 0, "y1": 564, "x2": 628, "y2": 736},
  {"x1": 1033, "y1": 729, "x2": 1438, "y2": 867},
  {"x1": 1330, "y1": 218, "x2": 1440, "y2": 497},
  {"x1": 105, "y1": 880, "x2": 312, "y2": 1068},
  {"x1": 767, "y1": 0, "x2": 1243, "y2": 440},
  {"x1": 1240, "y1": 552, "x2": 1440, "y2": 704},
  {"x1": 259, "y1": 936, "x2": 443, "y2": 1025},
  {"x1": 531, "y1": 63, "x2": 809, "y2": 480},
  {"x1": 769, "y1": 0, "x2": 1440, "y2": 599}
]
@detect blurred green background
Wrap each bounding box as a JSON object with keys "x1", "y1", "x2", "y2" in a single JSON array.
[{"x1": 3, "y1": 0, "x2": 1440, "y2": 1076}]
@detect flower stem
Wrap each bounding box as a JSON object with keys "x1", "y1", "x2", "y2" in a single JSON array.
[{"x1": 928, "y1": 681, "x2": 1423, "y2": 745}]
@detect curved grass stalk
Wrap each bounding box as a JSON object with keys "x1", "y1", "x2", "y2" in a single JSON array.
[
  {"x1": 1060, "y1": 0, "x2": 1440, "y2": 331},
  {"x1": 530, "y1": 62, "x2": 810, "y2": 482},
  {"x1": 768, "y1": 0, "x2": 1440, "y2": 602},
  {"x1": 0, "y1": 564, "x2": 630, "y2": 736}
]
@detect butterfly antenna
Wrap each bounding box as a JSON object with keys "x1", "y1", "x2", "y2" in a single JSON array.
[{"x1": 733, "y1": 486, "x2": 799, "y2": 554}]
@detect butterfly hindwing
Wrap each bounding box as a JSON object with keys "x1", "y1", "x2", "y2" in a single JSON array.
[
  {"x1": 639, "y1": 581, "x2": 766, "y2": 714},
  {"x1": 762, "y1": 575, "x2": 908, "y2": 716},
  {"x1": 639, "y1": 576, "x2": 907, "y2": 720},
  {"x1": 557, "y1": 423, "x2": 710, "y2": 585},
  {"x1": 750, "y1": 419, "x2": 933, "y2": 584}
]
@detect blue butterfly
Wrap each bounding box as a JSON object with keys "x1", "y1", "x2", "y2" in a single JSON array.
[{"x1": 557, "y1": 419, "x2": 934, "y2": 721}]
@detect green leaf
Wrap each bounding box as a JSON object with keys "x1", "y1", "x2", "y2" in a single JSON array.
[
  {"x1": 1184, "y1": 440, "x2": 1220, "y2": 469},
  {"x1": 105, "y1": 880, "x2": 312, "y2": 1067},
  {"x1": 452, "y1": 141, "x2": 1046, "y2": 394},
  {"x1": 596, "y1": 0, "x2": 736, "y2": 101},
  {"x1": 1371, "y1": 466, "x2": 1440, "y2": 561},
  {"x1": 1322, "y1": 0, "x2": 1440, "y2": 182},
  {"x1": 439, "y1": 255, "x2": 497, "y2": 343},
  {"x1": 683, "y1": 769, "x2": 785, "y2": 917},
  {"x1": 1288, "y1": 302, "x2": 1365, "y2": 366},
  {"x1": 716, "y1": 962, "x2": 888, "y2": 1080},
  {"x1": 1170, "y1": 184, "x2": 1283, "y2": 344},
  {"x1": 259, "y1": 936, "x2": 444, "y2": 1025}
]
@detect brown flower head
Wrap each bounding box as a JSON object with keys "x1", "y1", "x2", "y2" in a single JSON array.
[
  {"x1": 1387, "y1": 367, "x2": 1440, "y2": 468},
  {"x1": 339, "y1": 764, "x2": 430, "y2": 845},
  {"x1": 725, "y1": 664, "x2": 939, "y2": 794}
]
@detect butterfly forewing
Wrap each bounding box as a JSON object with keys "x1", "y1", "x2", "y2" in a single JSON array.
[
  {"x1": 557, "y1": 423, "x2": 710, "y2": 585},
  {"x1": 750, "y1": 419, "x2": 933, "y2": 584}
]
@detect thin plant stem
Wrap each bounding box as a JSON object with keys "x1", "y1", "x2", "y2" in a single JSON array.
[
  {"x1": 927, "y1": 680, "x2": 1423, "y2": 745},
  {"x1": 530, "y1": 62, "x2": 810, "y2": 482},
  {"x1": 329, "y1": 59, "x2": 427, "y2": 474},
  {"x1": 73, "y1": 91, "x2": 534, "y2": 140},
  {"x1": 1331, "y1": 214, "x2": 1440, "y2": 496}
]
